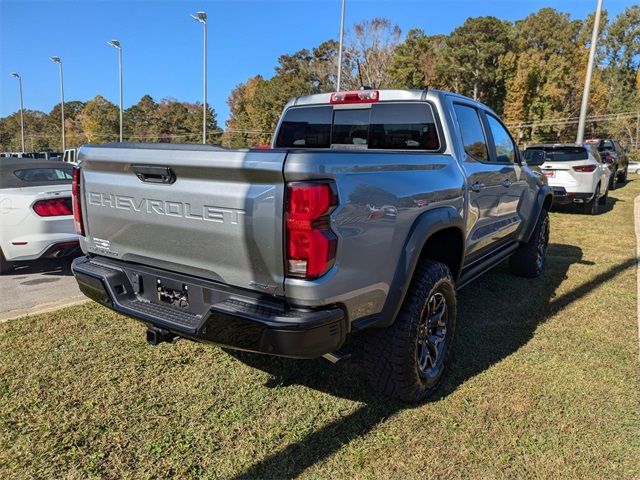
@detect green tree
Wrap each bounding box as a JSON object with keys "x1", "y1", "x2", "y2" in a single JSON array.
[
  {"x1": 124, "y1": 95, "x2": 159, "y2": 142},
  {"x1": 387, "y1": 29, "x2": 431, "y2": 88},
  {"x1": 81, "y1": 95, "x2": 119, "y2": 143},
  {"x1": 437, "y1": 16, "x2": 513, "y2": 111}
]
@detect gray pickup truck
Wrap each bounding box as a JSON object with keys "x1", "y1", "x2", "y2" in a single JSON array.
[{"x1": 71, "y1": 89, "x2": 552, "y2": 402}]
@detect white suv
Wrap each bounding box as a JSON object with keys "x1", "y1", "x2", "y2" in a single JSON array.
[{"x1": 524, "y1": 144, "x2": 611, "y2": 215}]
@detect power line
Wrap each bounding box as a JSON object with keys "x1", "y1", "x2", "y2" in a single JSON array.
[{"x1": 506, "y1": 111, "x2": 638, "y2": 129}]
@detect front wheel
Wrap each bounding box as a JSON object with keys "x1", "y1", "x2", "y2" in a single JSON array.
[
  {"x1": 509, "y1": 208, "x2": 549, "y2": 278},
  {"x1": 363, "y1": 260, "x2": 456, "y2": 403}
]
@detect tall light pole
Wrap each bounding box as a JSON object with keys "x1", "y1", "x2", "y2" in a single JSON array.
[
  {"x1": 50, "y1": 56, "x2": 65, "y2": 152},
  {"x1": 190, "y1": 11, "x2": 207, "y2": 144},
  {"x1": 576, "y1": 0, "x2": 604, "y2": 145},
  {"x1": 9, "y1": 72, "x2": 25, "y2": 153},
  {"x1": 107, "y1": 39, "x2": 123, "y2": 142},
  {"x1": 336, "y1": 0, "x2": 346, "y2": 91}
]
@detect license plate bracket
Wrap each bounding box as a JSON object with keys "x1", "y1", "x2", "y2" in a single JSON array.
[{"x1": 156, "y1": 278, "x2": 189, "y2": 309}]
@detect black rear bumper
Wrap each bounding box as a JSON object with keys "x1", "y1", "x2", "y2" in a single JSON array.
[
  {"x1": 551, "y1": 187, "x2": 593, "y2": 205},
  {"x1": 72, "y1": 256, "x2": 347, "y2": 358}
]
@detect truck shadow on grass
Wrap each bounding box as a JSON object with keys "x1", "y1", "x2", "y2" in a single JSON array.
[{"x1": 228, "y1": 243, "x2": 637, "y2": 480}]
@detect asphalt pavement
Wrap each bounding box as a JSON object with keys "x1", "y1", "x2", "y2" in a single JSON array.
[{"x1": 0, "y1": 256, "x2": 86, "y2": 322}]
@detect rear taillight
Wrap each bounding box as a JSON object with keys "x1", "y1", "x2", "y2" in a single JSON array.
[
  {"x1": 573, "y1": 165, "x2": 597, "y2": 172},
  {"x1": 330, "y1": 90, "x2": 379, "y2": 104},
  {"x1": 33, "y1": 198, "x2": 72, "y2": 217},
  {"x1": 286, "y1": 182, "x2": 338, "y2": 279},
  {"x1": 72, "y1": 166, "x2": 84, "y2": 235}
]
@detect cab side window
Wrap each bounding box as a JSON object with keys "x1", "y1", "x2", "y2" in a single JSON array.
[
  {"x1": 453, "y1": 104, "x2": 489, "y2": 162},
  {"x1": 486, "y1": 115, "x2": 516, "y2": 164}
]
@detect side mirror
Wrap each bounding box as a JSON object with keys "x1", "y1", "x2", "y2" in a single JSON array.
[{"x1": 524, "y1": 149, "x2": 546, "y2": 167}]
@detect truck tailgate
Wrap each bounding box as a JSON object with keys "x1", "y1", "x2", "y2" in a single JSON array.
[{"x1": 78, "y1": 144, "x2": 286, "y2": 295}]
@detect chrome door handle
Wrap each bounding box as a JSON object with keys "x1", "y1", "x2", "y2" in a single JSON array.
[
  {"x1": 502, "y1": 179, "x2": 512, "y2": 188},
  {"x1": 470, "y1": 182, "x2": 485, "y2": 192}
]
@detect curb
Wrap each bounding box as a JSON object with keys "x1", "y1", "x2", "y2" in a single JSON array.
[{"x1": 0, "y1": 297, "x2": 89, "y2": 323}]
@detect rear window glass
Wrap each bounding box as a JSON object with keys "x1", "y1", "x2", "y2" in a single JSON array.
[
  {"x1": 14, "y1": 167, "x2": 73, "y2": 182},
  {"x1": 524, "y1": 147, "x2": 588, "y2": 162},
  {"x1": 332, "y1": 109, "x2": 369, "y2": 146},
  {"x1": 274, "y1": 106, "x2": 332, "y2": 148},
  {"x1": 597, "y1": 140, "x2": 614, "y2": 152},
  {"x1": 369, "y1": 103, "x2": 439, "y2": 150},
  {"x1": 275, "y1": 103, "x2": 440, "y2": 151}
]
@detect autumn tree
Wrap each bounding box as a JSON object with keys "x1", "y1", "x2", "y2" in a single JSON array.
[{"x1": 346, "y1": 18, "x2": 402, "y2": 89}]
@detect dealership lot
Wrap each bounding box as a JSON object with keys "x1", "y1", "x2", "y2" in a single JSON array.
[{"x1": 1, "y1": 181, "x2": 638, "y2": 479}]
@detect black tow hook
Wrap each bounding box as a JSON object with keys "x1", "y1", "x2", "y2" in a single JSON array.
[{"x1": 146, "y1": 327, "x2": 178, "y2": 346}]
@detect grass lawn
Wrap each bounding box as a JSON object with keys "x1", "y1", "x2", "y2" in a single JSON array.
[{"x1": 1, "y1": 180, "x2": 639, "y2": 480}]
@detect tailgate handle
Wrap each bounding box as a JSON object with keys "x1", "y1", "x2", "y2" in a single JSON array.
[{"x1": 131, "y1": 165, "x2": 176, "y2": 184}]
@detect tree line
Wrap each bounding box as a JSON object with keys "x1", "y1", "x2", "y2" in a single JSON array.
[
  {"x1": 1, "y1": 6, "x2": 638, "y2": 153},
  {"x1": 226, "y1": 6, "x2": 640, "y2": 150},
  {"x1": 0, "y1": 95, "x2": 218, "y2": 152}
]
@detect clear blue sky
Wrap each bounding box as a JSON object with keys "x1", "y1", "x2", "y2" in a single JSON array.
[{"x1": 0, "y1": 0, "x2": 634, "y2": 125}]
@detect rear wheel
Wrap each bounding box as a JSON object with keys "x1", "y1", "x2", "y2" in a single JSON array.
[
  {"x1": 583, "y1": 187, "x2": 599, "y2": 215},
  {"x1": 618, "y1": 166, "x2": 628, "y2": 184},
  {"x1": 0, "y1": 249, "x2": 13, "y2": 275},
  {"x1": 609, "y1": 169, "x2": 618, "y2": 190},
  {"x1": 598, "y1": 187, "x2": 608, "y2": 205},
  {"x1": 509, "y1": 208, "x2": 549, "y2": 278},
  {"x1": 363, "y1": 260, "x2": 456, "y2": 403}
]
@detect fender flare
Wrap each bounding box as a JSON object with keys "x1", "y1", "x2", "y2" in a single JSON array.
[
  {"x1": 521, "y1": 185, "x2": 553, "y2": 243},
  {"x1": 372, "y1": 206, "x2": 465, "y2": 329}
]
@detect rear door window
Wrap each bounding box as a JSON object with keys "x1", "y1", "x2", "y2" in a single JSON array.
[{"x1": 453, "y1": 104, "x2": 489, "y2": 162}]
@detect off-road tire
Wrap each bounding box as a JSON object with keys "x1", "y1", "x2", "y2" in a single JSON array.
[
  {"x1": 363, "y1": 260, "x2": 456, "y2": 404},
  {"x1": 0, "y1": 249, "x2": 13, "y2": 275},
  {"x1": 509, "y1": 208, "x2": 549, "y2": 278},
  {"x1": 584, "y1": 187, "x2": 600, "y2": 215}
]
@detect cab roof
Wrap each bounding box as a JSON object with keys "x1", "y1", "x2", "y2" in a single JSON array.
[{"x1": 285, "y1": 88, "x2": 496, "y2": 114}]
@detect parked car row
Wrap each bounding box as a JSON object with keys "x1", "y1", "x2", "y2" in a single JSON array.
[{"x1": 523, "y1": 138, "x2": 630, "y2": 215}]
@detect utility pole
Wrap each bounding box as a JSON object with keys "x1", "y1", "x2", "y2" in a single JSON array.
[
  {"x1": 191, "y1": 11, "x2": 207, "y2": 144},
  {"x1": 9, "y1": 72, "x2": 25, "y2": 152},
  {"x1": 576, "y1": 0, "x2": 603, "y2": 145},
  {"x1": 50, "y1": 56, "x2": 65, "y2": 152},
  {"x1": 336, "y1": 0, "x2": 346, "y2": 91}
]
